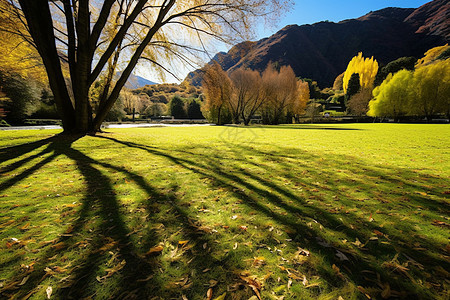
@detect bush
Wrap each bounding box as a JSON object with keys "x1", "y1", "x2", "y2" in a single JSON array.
[{"x1": 0, "y1": 71, "x2": 40, "y2": 125}]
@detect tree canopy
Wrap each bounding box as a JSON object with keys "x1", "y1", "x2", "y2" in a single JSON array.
[
  {"x1": 3, "y1": 0, "x2": 291, "y2": 133},
  {"x1": 343, "y1": 52, "x2": 378, "y2": 94}
]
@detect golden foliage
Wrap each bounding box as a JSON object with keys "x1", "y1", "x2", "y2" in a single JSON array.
[
  {"x1": 343, "y1": 52, "x2": 378, "y2": 94},
  {"x1": 0, "y1": 1, "x2": 46, "y2": 83},
  {"x1": 415, "y1": 44, "x2": 449, "y2": 68}
]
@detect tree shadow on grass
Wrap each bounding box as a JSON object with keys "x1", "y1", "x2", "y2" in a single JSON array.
[
  {"x1": 0, "y1": 133, "x2": 448, "y2": 299},
  {"x1": 97, "y1": 135, "x2": 449, "y2": 299},
  {"x1": 0, "y1": 135, "x2": 247, "y2": 299}
]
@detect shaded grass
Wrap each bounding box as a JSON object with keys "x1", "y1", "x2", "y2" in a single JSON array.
[{"x1": 0, "y1": 124, "x2": 449, "y2": 299}]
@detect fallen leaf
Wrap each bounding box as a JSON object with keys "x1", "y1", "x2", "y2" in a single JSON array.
[
  {"x1": 357, "y1": 286, "x2": 372, "y2": 299},
  {"x1": 240, "y1": 274, "x2": 262, "y2": 300},
  {"x1": 20, "y1": 223, "x2": 30, "y2": 231},
  {"x1": 51, "y1": 242, "x2": 66, "y2": 250},
  {"x1": 145, "y1": 245, "x2": 163, "y2": 256},
  {"x1": 209, "y1": 280, "x2": 218, "y2": 287},
  {"x1": 253, "y1": 257, "x2": 266, "y2": 267},
  {"x1": 206, "y1": 288, "x2": 213, "y2": 300},
  {"x1": 182, "y1": 295, "x2": 188, "y2": 300},
  {"x1": 46, "y1": 286, "x2": 52, "y2": 299},
  {"x1": 103, "y1": 260, "x2": 126, "y2": 279},
  {"x1": 287, "y1": 279, "x2": 292, "y2": 289},
  {"x1": 18, "y1": 275, "x2": 30, "y2": 286},
  {"x1": 305, "y1": 282, "x2": 320, "y2": 288},
  {"x1": 178, "y1": 240, "x2": 189, "y2": 246},
  {"x1": 415, "y1": 191, "x2": 427, "y2": 196},
  {"x1": 352, "y1": 238, "x2": 363, "y2": 247},
  {"x1": 373, "y1": 229, "x2": 384, "y2": 236},
  {"x1": 336, "y1": 250, "x2": 349, "y2": 261},
  {"x1": 213, "y1": 292, "x2": 226, "y2": 300}
]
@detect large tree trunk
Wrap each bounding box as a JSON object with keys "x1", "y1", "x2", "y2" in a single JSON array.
[
  {"x1": 73, "y1": 0, "x2": 93, "y2": 133},
  {"x1": 19, "y1": 0, "x2": 76, "y2": 133}
]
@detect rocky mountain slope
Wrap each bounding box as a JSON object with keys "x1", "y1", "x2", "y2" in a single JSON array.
[{"x1": 186, "y1": 0, "x2": 448, "y2": 88}]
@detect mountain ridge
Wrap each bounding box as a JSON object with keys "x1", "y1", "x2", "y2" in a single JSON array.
[{"x1": 186, "y1": 0, "x2": 448, "y2": 88}]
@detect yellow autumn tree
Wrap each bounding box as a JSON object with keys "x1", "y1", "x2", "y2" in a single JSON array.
[
  {"x1": 295, "y1": 80, "x2": 310, "y2": 114},
  {"x1": 343, "y1": 52, "x2": 379, "y2": 94},
  {"x1": 0, "y1": 0, "x2": 46, "y2": 82},
  {"x1": 415, "y1": 44, "x2": 449, "y2": 68},
  {"x1": 202, "y1": 62, "x2": 232, "y2": 125}
]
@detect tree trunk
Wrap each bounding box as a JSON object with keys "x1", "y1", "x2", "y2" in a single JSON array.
[
  {"x1": 73, "y1": 0, "x2": 93, "y2": 133},
  {"x1": 19, "y1": 0, "x2": 76, "y2": 133},
  {"x1": 217, "y1": 106, "x2": 222, "y2": 125}
]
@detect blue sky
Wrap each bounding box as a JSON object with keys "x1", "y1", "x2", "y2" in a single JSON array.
[{"x1": 257, "y1": 0, "x2": 430, "y2": 38}]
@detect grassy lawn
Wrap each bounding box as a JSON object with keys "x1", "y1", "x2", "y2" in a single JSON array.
[{"x1": 0, "y1": 124, "x2": 449, "y2": 299}]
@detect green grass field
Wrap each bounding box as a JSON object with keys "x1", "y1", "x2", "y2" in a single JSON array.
[{"x1": 0, "y1": 124, "x2": 449, "y2": 299}]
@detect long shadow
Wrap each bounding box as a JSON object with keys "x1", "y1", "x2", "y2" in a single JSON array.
[
  {"x1": 0, "y1": 136, "x2": 60, "y2": 163},
  {"x1": 0, "y1": 136, "x2": 245, "y2": 299},
  {"x1": 0, "y1": 136, "x2": 158, "y2": 298},
  {"x1": 97, "y1": 135, "x2": 449, "y2": 299},
  {"x1": 1, "y1": 133, "x2": 448, "y2": 299}
]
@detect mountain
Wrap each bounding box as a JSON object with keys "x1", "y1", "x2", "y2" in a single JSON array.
[
  {"x1": 124, "y1": 73, "x2": 158, "y2": 89},
  {"x1": 186, "y1": 0, "x2": 448, "y2": 88}
]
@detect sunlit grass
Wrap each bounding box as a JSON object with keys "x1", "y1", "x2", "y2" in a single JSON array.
[{"x1": 0, "y1": 124, "x2": 449, "y2": 299}]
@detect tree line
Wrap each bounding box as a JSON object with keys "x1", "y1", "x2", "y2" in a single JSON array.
[{"x1": 202, "y1": 62, "x2": 309, "y2": 125}]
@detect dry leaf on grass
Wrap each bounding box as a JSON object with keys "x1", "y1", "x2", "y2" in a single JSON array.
[
  {"x1": 213, "y1": 292, "x2": 226, "y2": 300},
  {"x1": 206, "y1": 288, "x2": 213, "y2": 300},
  {"x1": 144, "y1": 245, "x2": 164, "y2": 256},
  {"x1": 240, "y1": 273, "x2": 262, "y2": 300}
]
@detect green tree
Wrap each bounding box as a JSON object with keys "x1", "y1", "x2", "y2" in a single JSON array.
[
  {"x1": 368, "y1": 70, "x2": 413, "y2": 122},
  {"x1": 345, "y1": 73, "x2": 361, "y2": 108},
  {"x1": 168, "y1": 96, "x2": 186, "y2": 119},
  {"x1": 374, "y1": 57, "x2": 417, "y2": 86},
  {"x1": 4, "y1": 0, "x2": 290, "y2": 134},
  {"x1": 145, "y1": 102, "x2": 167, "y2": 118},
  {"x1": 412, "y1": 59, "x2": 450, "y2": 121},
  {"x1": 187, "y1": 100, "x2": 204, "y2": 119}
]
